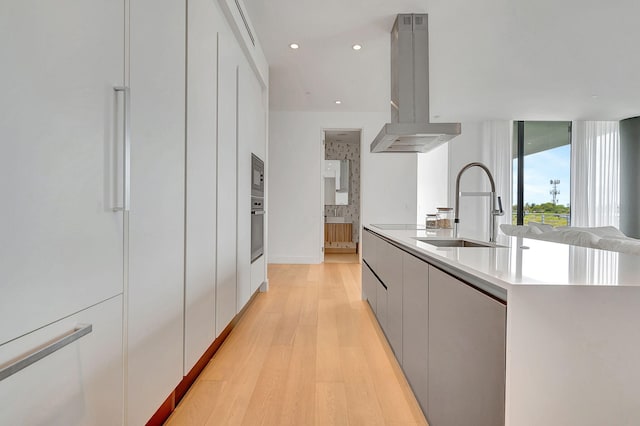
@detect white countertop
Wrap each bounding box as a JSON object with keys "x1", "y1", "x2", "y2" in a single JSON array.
[{"x1": 366, "y1": 224, "x2": 640, "y2": 292}]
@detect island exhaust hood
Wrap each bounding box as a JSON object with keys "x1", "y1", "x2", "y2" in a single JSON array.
[{"x1": 370, "y1": 14, "x2": 461, "y2": 153}]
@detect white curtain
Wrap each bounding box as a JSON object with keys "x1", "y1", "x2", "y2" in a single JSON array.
[
  {"x1": 482, "y1": 120, "x2": 513, "y2": 226},
  {"x1": 571, "y1": 121, "x2": 620, "y2": 227}
]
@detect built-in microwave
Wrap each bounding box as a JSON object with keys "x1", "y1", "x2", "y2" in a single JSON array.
[{"x1": 251, "y1": 154, "x2": 264, "y2": 197}]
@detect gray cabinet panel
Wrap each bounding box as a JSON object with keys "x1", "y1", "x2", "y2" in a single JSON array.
[
  {"x1": 376, "y1": 279, "x2": 388, "y2": 333},
  {"x1": 362, "y1": 263, "x2": 378, "y2": 313},
  {"x1": 402, "y1": 252, "x2": 429, "y2": 414},
  {"x1": 378, "y1": 240, "x2": 404, "y2": 361},
  {"x1": 362, "y1": 229, "x2": 378, "y2": 271},
  {"x1": 428, "y1": 266, "x2": 506, "y2": 426}
]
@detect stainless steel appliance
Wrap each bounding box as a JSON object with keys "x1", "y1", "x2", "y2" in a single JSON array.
[
  {"x1": 251, "y1": 154, "x2": 264, "y2": 262},
  {"x1": 251, "y1": 153, "x2": 264, "y2": 197},
  {"x1": 370, "y1": 14, "x2": 461, "y2": 153},
  {"x1": 251, "y1": 196, "x2": 264, "y2": 262}
]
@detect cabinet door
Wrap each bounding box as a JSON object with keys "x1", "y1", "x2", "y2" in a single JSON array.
[
  {"x1": 402, "y1": 253, "x2": 429, "y2": 415},
  {"x1": 0, "y1": 0, "x2": 124, "y2": 345},
  {"x1": 184, "y1": 0, "x2": 220, "y2": 374},
  {"x1": 428, "y1": 267, "x2": 506, "y2": 426},
  {"x1": 377, "y1": 239, "x2": 404, "y2": 361},
  {"x1": 216, "y1": 31, "x2": 240, "y2": 337},
  {"x1": 362, "y1": 262, "x2": 378, "y2": 312},
  {"x1": 0, "y1": 296, "x2": 123, "y2": 426},
  {"x1": 236, "y1": 62, "x2": 255, "y2": 311},
  {"x1": 127, "y1": 1, "x2": 186, "y2": 424}
]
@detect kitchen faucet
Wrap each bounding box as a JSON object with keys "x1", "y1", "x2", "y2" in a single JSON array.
[{"x1": 454, "y1": 162, "x2": 504, "y2": 242}]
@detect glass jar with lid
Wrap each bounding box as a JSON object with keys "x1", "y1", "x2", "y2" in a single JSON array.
[
  {"x1": 436, "y1": 207, "x2": 453, "y2": 229},
  {"x1": 425, "y1": 214, "x2": 438, "y2": 229}
]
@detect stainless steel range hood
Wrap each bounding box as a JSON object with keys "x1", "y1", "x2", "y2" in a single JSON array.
[{"x1": 371, "y1": 14, "x2": 461, "y2": 153}]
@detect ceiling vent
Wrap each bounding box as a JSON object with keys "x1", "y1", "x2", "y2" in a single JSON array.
[{"x1": 234, "y1": 0, "x2": 255, "y2": 46}]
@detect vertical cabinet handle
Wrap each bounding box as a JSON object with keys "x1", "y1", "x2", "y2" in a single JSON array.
[
  {"x1": 113, "y1": 86, "x2": 131, "y2": 212},
  {"x1": 0, "y1": 324, "x2": 93, "y2": 382}
]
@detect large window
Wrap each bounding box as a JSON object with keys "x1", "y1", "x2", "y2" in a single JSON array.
[{"x1": 512, "y1": 121, "x2": 572, "y2": 226}]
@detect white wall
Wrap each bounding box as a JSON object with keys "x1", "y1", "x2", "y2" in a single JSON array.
[
  {"x1": 416, "y1": 143, "x2": 450, "y2": 224},
  {"x1": 269, "y1": 111, "x2": 418, "y2": 263},
  {"x1": 447, "y1": 122, "x2": 490, "y2": 240},
  {"x1": 448, "y1": 121, "x2": 512, "y2": 241}
]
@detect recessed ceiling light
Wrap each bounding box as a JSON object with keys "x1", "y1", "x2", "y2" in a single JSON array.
[
  {"x1": 591, "y1": 94, "x2": 599, "y2": 99},
  {"x1": 352, "y1": 44, "x2": 362, "y2": 51},
  {"x1": 335, "y1": 100, "x2": 342, "y2": 105},
  {"x1": 289, "y1": 43, "x2": 299, "y2": 49}
]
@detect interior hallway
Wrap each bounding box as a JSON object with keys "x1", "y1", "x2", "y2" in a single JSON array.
[{"x1": 166, "y1": 262, "x2": 427, "y2": 425}]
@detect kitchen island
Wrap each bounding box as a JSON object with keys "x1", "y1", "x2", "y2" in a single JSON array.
[{"x1": 363, "y1": 225, "x2": 640, "y2": 426}]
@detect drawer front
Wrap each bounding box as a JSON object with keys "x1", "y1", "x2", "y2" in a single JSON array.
[
  {"x1": 0, "y1": 295, "x2": 123, "y2": 426},
  {"x1": 362, "y1": 262, "x2": 378, "y2": 312},
  {"x1": 362, "y1": 230, "x2": 378, "y2": 270},
  {"x1": 376, "y1": 278, "x2": 388, "y2": 333}
]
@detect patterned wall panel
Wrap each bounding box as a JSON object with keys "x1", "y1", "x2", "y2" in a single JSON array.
[{"x1": 324, "y1": 141, "x2": 360, "y2": 243}]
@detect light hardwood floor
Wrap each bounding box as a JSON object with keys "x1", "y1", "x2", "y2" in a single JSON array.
[
  {"x1": 324, "y1": 253, "x2": 360, "y2": 264},
  {"x1": 166, "y1": 263, "x2": 427, "y2": 426}
]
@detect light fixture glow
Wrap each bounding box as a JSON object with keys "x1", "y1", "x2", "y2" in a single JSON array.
[
  {"x1": 352, "y1": 44, "x2": 362, "y2": 51},
  {"x1": 289, "y1": 43, "x2": 299, "y2": 49},
  {"x1": 335, "y1": 100, "x2": 342, "y2": 105}
]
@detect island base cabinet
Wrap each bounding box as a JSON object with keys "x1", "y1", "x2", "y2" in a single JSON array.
[
  {"x1": 0, "y1": 295, "x2": 123, "y2": 426},
  {"x1": 428, "y1": 266, "x2": 506, "y2": 426}
]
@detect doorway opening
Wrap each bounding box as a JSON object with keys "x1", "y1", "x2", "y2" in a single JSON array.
[{"x1": 322, "y1": 129, "x2": 361, "y2": 264}]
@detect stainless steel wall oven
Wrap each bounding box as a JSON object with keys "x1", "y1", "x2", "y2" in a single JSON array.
[{"x1": 251, "y1": 154, "x2": 264, "y2": 262}]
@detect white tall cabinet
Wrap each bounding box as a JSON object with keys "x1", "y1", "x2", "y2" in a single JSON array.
[
  {"x1": 238, "y1": 62, "x2": 268, "y2": 299},
  {"x1": 0, "y1": 0, "x2": 125, "y2": 346},
  {"x1": 184, "y1": 0, "x2": 220, "y2": 374},
  {"x1": 1, "y1": 0, "x2": 268, "y2": 423},
  {"x1": 127, "y1": 0, "x2": 186, "y2": 424},
  {"x1": 0, "y1": 0, "x2": 125, "y2": 423},
  {"x1": 216, "y1": 32, "x2": 240, "y2": 337}
]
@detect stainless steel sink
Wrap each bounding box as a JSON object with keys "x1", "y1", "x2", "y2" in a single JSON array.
[{"x1": 414, "y1": 238, "x2": 504, "y2": 248}]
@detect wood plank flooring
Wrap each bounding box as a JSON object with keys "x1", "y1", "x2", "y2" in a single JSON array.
[
  {"x1": 166, "y1": 262, "x2": 427, "y2": 426},
  {"x1": 324, "y1": 253, "x2": 360, "y2": 264}
]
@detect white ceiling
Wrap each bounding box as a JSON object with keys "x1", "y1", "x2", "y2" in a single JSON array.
[{"x1": 242, "y1": 0, "x2": 640, "y2": 122}]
